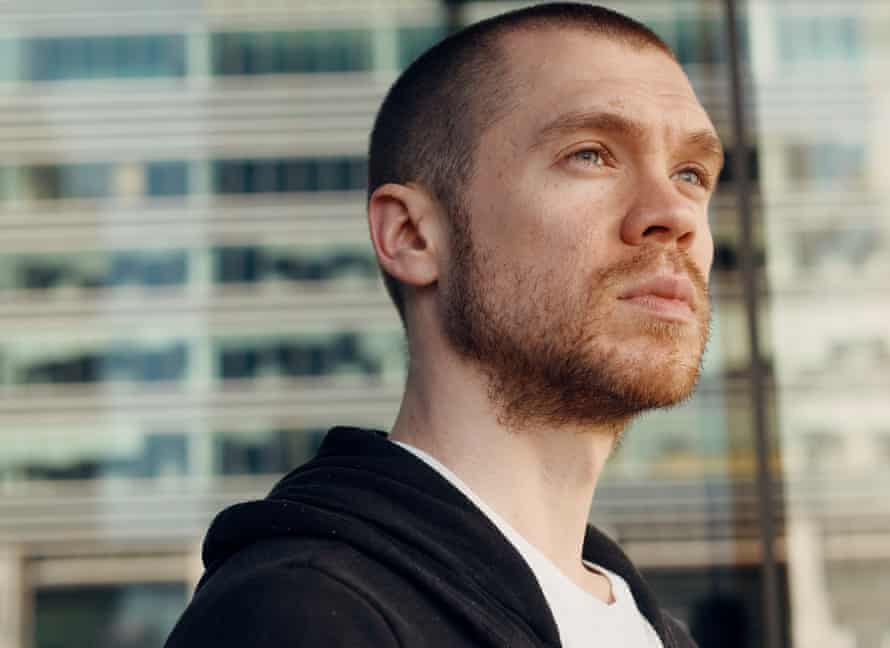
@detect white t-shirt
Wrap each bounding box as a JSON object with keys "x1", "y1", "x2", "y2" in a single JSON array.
[{"x1": 394, "y1": 441, "x2": 663, "y2": 648}]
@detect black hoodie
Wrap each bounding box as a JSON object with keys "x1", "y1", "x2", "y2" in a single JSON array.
[{"x1": 165, "y1": 426, "x2": 697, "y2": 647}]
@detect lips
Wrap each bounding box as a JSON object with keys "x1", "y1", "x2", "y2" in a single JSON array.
[{"x1": 618, "y1": 275, "x2": 696, "y2": 311}]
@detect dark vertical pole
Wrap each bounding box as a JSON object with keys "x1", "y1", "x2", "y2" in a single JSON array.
[{"x1": 721, "y1": 2, "x2": 783, "y2": 648}]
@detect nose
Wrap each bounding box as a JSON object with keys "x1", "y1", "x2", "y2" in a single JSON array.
[{"x1": 619, "y1": 175, "x2": 700, "y2": 252}]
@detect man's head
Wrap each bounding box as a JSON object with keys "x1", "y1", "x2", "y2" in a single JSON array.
[
  {"x1": 368, "y1": 3, "x2": 677, "y2": 320},
  {"x1": 367, "y1": 3, "x2": 724, "y2": 430}
]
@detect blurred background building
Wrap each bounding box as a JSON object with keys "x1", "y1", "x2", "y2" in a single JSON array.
[{"x1": 0, "y1": 0, "x2": 887, "y2": 647}]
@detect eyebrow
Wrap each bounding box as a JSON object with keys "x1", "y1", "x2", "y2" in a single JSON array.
[{"x1": 533, "y1": 109, "x2": 726, "y2": 172}]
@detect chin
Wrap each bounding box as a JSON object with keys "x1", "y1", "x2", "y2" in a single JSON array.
[
  {"x1": 627, "y1": 361, "x2": 703, "y2": 410},
  {"x1": 584, "y1": 338, "x2": 705, "y2": 413}
]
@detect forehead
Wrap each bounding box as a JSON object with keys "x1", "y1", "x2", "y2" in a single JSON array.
[{"x1": 496, "y1": 28, "x2": 714, "y2": 141}]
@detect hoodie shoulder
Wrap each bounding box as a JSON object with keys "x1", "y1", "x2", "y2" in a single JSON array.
[{"x1": 165, "y1": 552, "x2": 401, "y2": 648}]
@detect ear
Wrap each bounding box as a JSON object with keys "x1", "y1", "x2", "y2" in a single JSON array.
[{"x1": 367, "y1": 182, "x2": 443, "y2": 289}]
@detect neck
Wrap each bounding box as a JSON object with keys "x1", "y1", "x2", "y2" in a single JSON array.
[{"x1": 389, "y1": 350, "x2": 622, "y2": 587}]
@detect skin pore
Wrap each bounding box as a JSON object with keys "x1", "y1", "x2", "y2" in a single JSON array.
[{"x1": 369, "y1": 28, "x2": 723, "y2": 604}]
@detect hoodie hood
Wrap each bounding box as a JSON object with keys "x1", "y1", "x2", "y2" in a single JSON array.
[{"x1": 200, "y1": 426, "x2": 671, "y2": 647}]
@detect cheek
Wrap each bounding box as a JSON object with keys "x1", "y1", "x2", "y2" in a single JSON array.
[{"x1": 471, "y1": 161, "x2": 619, "y2": 276}]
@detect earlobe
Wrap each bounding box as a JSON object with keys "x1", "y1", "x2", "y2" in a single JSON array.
[{"x1": 367, "y1": 183, "x2": 441, "y2": 288}]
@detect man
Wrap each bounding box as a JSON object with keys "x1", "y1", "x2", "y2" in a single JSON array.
[{"x1": 165, "y1": 3, "x2": 723, "y2": 647}]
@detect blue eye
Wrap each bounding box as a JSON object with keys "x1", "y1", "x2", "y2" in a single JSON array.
[
  {"x1": 570, "y1": 148, "x2": 605, "y2": 166},
  {"x1": 674, "y1": 168, "x2": 705, "y2": 186}
]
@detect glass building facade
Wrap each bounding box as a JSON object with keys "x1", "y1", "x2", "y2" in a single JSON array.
[{"x1": 0, "y1": 1, "x2": 887, "y2": 646}]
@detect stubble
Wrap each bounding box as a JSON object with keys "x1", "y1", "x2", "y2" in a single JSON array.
[{"x1": 441, "y1": 205, "x2": 711, "y2": 435}]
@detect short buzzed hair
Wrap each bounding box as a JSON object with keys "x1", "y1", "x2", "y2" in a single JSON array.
[{"x1": 368, "y1": 2, "x2": 675, "y2": 324}]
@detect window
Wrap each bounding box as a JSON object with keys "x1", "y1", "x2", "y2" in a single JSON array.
[
  {"x1": 17, "y1": 158, "x2": 368, "y2": 200},
  {"x1": 24, "y1": 164, "x2": 114, "y2": 200},
  {"x1": 786, "y1": 142, "x2": 865, "y2": 190},
  {"x1": 214, "y1": 332, "x2": 400, "y2": 381},
  {"x1": 22, "y1": 35, "x2": 186, "y2": 81},
  {"x1": 778, "y1": 15, "x2": 863, "y2": 64},
  {"x1": 211, "y1": 30, "x2": 374, "y2": 75},
  {"x1": 215, "y1": 428, "x2": 326, "y2": 476},
  {"x1": 146, "y1": 161, "x2": 189, "y2": 197},
  {"x1": 15, "y1": 342, "x2": 190, "y2": 385},
  {"x1": 34, "y1": 583, "x2": 187, "y2": 648},
  {"x1": 6, "y1": 426, "x2": 189, "y2": 481},
  {"x1": 213, "y1": 245, "x2": 376, "y2": 284},
  {"x1": 18, "y1": 162, "x2": 190, "y2": 201},
  {"x1": 213, "y1": 157, "x2": 367, "y2": 193},
  {"x1": 792, "y1": 227, "x2": 883, "y2": 274},
  {"x1": 8, "y1": 250, "x2": 189, "y2": 292}
]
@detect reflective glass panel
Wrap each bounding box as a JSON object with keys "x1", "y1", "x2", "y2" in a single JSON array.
[
  {"x1": 34, "y1": 583, "x2": 187, "y2": 648},
  {"x1": 22, "y1": 35, "x2": 187, "y2": 81},
  {"x1": 748, "y1": 0, "x2": 890, "y2": 645}
]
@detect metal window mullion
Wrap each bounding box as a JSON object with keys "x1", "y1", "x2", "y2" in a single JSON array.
[{"x1": 722, "y1": 1, "x2": 783, "y2": 648}]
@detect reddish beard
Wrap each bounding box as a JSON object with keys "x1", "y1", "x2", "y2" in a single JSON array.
[{"x1": 441, "y1": 208, "x2": 711, "y2": 434}]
